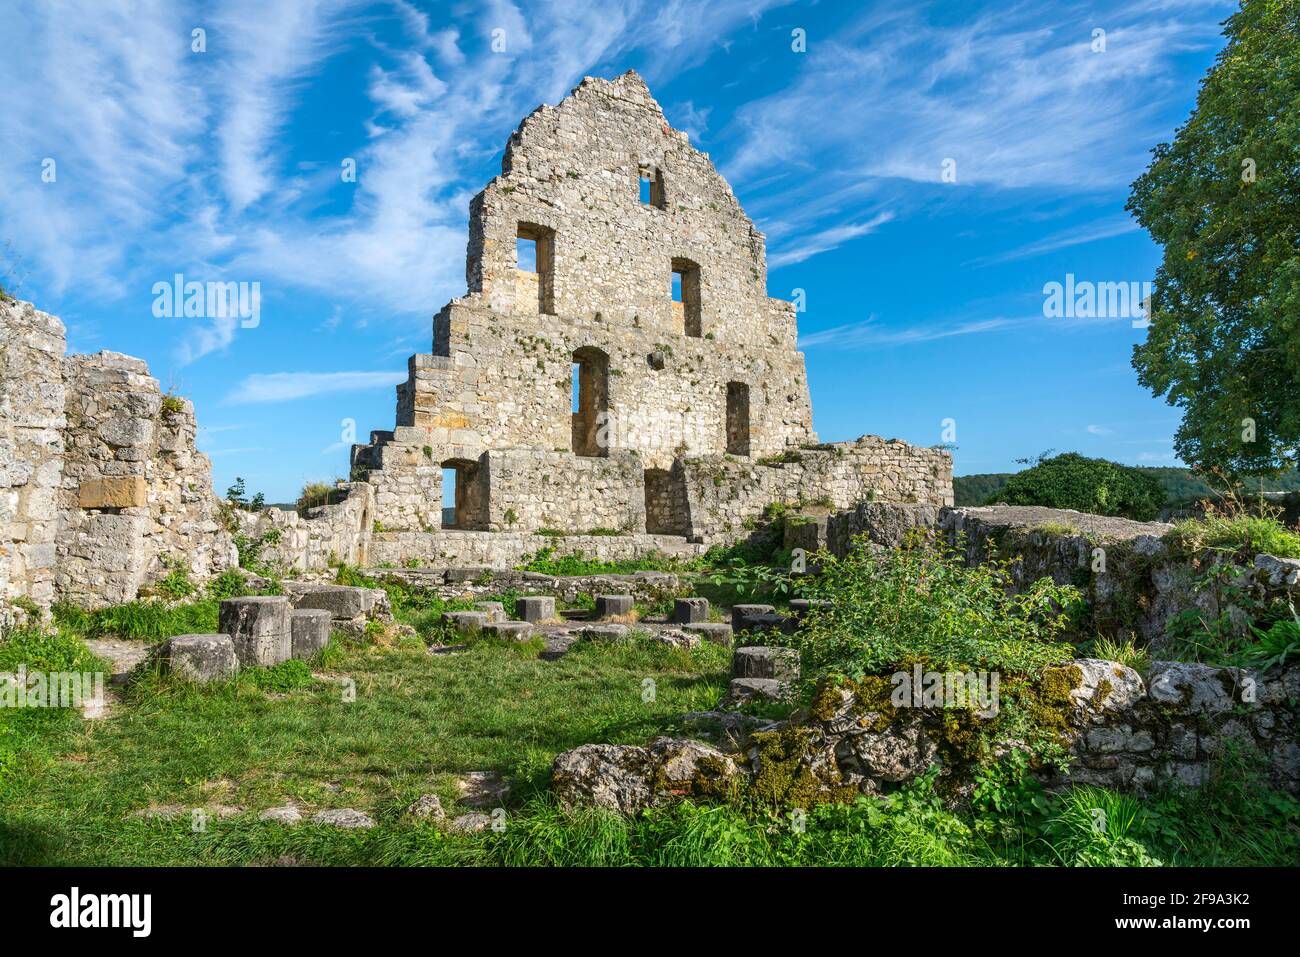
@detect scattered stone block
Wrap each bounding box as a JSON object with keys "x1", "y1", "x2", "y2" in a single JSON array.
[
  {"x1": 682, "y1": 622, "x2": 732, "y2": 645},
  {"x1": 458, "y1": 771, "x2": 511, "y2": 808},
  {"x1": 406, "y1": 794, "x2": 446, "y2": 821},
  {"x1": 649, "y1": 628, "x2": 700, "y2": 649},
  {"x1": 731, "y1": 645, "x2": 800, "y2": 682},
  {"x1": 311, "y1": 809, "x2": 375, "y2": 829},
  {"x1": 219, "y1": 596, "x2": 292, "y2": 667},
  {"x1": 720, "y1": 677, "x2": 792, "y2": 709},
  {"x1": 672, "y1": 597, "x2": 709, "y2": 624},
  {"x1": 442, "y1": 610, "x2": 488, "y2": 635},
  {"x1": 579, "y1": 624, "x2": 629, "y2": 642},
  {"x1": 290, "y1": 609, "x2": 332, "y2": 660},
  {"x1": 595, "y1": 594, "x2": 634, "y2": 618},
  {"x1": 258, "y1": 805, "x2": 303, "y2": 824},
  {"x1": 448, "y1": 812, "x2": 492, "y2": 833},
  {"x1": 286, "y1": 583, "x2": 390, "y2": 620},
  {"x1": 473, "y1": 601, "x2": 506, "y2": 622},
  {"x1": 483, "y1": 620, "x2": 535, "y2": 640},
  {"x1": 551, "y1": 737, "x2": 740, "y2": 814},
  {"x1": 731, "y1": 603, "x2": 775, "y2": 631},
  {"x1": 158, "y1": 634, "x2": 239, "y2": 683},
  {"x1": 516, "y1": 596, "x2": 556, "y2": 623}
]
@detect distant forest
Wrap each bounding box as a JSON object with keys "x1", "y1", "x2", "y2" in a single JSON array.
[{"x1": 954, "y1": 466, "x2": 1300, "y2": 508}]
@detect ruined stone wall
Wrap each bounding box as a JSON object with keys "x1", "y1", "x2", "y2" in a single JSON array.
[
  {"x1": 395, "y1": 297, "x2": 816, "y2": 469},
  {"x1": 55, "y1": 352, "x2": 234, "y2": 607},
  {"x1": 482, "y1": 448, "x2": 645, "y2": 533},
  {"x1": 1, "y1": 299, "x2": 234, "y2": 611},
  {"x1": 249, "y1": 483, "x2": 375, "y2": 573},
  {"x1": 811, "y1": 502, "x2": 1300, "y2": 649},
  {"x1": 467, "y1": 71, "x2": 799, "y2": 353},
  {"x1": 681, "y1": 437, "x2": 953, "y2": 542},
  {"x1": 0, "y1": 299, "x2": 66, "y2": 609},
  {"x1": 343, "y1": 72, "x2": 951, "y2": 564},
  {"x1": 366, "y1": 529, "x2": 707, "y2": 570}
]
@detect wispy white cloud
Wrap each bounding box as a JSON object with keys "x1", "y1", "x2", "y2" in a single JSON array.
[
  {"x1": 1086, "y1": 424, "x2": 1113, "y2": 435},
  {"x1": 225, "y1": 370, "x2": 407, "y2": 404},
  {"x1": 966, "y1": 217, "x2": 1141, "y2": 267},
  {"x1": 769, "y1": 213, "x2": 894, "y2": 268},
  {"x1": 799, "y1": 315, "x2": 1023, "y2": 350}
]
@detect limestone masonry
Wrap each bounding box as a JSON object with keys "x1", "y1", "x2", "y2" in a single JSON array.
[
  {"x1": 0, "y1": 71, "x2": 949, "y2": 609},
  {"x1": 349, "y1": 71, "x2": 951, "y2": 557}
]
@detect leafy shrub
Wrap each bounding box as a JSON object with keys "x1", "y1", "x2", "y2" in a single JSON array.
[
  {"x1": 515, "y1": 546, "x2": 679, "y2": 576},
  {"x1": 1239, "y1": 610, "x2": 1300, "y2": 672},
  {"x1": 156, "y1": 567, "x2": 196, "y2": 600},
  {"x1": 159, "y1": 393, "x2": 186, "y2": 415},
  {"x1": 990, "y1": 452, "x2": 1167, "y2": 521},
  {"x1": 791, "y1": 536, "x2": 1082, "y2": 680}
]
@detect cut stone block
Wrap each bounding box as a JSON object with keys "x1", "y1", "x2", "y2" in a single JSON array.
[
  {"x1": 721, "y1": 677, "x2": 792, "y2": 709},
  {"x1": 219, "y1": 596, "x2": 292, "y2": 667},
  {"x1": 159, "y1": 634, "x2": 238, "y2": 683},
  {"x1": 290, "y1": 609, "x2": 332, "y2": 660},
  {"x1": 673, "y1": 597, "x2": 709, "y2": 624},
  {"x1": 731, "y1": 604, "x2": 775, "y2": 631},
  {"x1": 442, "y1": 611, "x2": 488, "y2": 635},
  {"x1": 483, "y1": 620, "x2": 535, "y2": 640},
  {"x1": 516, "y1": 596, "x2": 557, "y2": 623},
  {"x1": 732, "y1": 645, "x2": 800, "y2": 681},
  {"x1": 78, "y1": 475, "x2": 146, "y2": 509},
  {"x1": 746, "y1": 612, "x2": 794, "y2": 635},
  {"x1": 579, "y1": 624, "x2": 630, "y2": 642},
  {"x1": 285, "y1": 583, "x2": 389, "y2": 620},
  {"x1": 473, "y1": 601, "x2": 506, "y2": 622},
  {"x1": 683, "y1": 622, "x2": 733, "y2": 645},
  {"x1": 595, "y1": 594, "x2": 634, "y2": 618}
]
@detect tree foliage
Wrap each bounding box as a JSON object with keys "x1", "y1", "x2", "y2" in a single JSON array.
[
  {"x1": 989, "y1": 453, "x2": 1167, "y2": 521},
  {"x1": 1128, "y1": 0, "x2": 1300, "y2": 477}
]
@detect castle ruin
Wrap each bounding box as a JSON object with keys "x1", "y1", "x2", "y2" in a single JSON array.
[
  {"x1": 0, "y1": 72, "x2": 951, "y2": 611},
  {"x1": 351, "y1": 71, "x2": 951, "y2": 567}
]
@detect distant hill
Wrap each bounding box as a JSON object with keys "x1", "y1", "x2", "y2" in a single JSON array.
[{"x1": 955, "y1": 467, "x2": 1300, "y2": 508}]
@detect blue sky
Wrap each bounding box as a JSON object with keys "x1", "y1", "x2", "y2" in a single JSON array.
[{"x1": 0, "y1": 0, "x2": 1237, "y2": 501}]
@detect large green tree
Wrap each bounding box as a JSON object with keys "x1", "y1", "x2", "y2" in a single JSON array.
[{"x1": 1129, "y1": 0, "x2": 1299, "y2": 477}]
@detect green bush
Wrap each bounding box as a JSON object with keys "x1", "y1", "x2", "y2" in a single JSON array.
[
  {"x1": 792, "y1": 536, "x2": 1082, "y2": 680},
  {"x1": 989, "y1": 453, "x2": 1167, "y2": 521}
]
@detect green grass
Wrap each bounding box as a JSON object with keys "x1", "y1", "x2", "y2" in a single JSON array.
[
  {"x1": 3, "y1": 548, "x2": 1296, "y2": 867},
  {"x1": 1168, "y1": 511, "x2": 1300, "y2": 559},
  {"x1": 0, "y1": 621, "x2": 730, "y2": 865},
  {"x1": 1, "y1": 606, "x2": 1295, "y2": 866}
]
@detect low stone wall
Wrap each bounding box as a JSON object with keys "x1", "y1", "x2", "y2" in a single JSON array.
[
  {"x1": 552, "y1": 655, "x2": 1300, "y2": 813},
  {"x1": 680, "y1": 436, "x2": 952, "y2": 544},
  {"x1": 366, "y1": 529, "x2": 707, "y2": 570},
  {"x1": 802, "y1": 502, "x2": 1300, "y2": 648},
  {"x1": 246, "y1": 483, "x2": 375, "y2": 573}
]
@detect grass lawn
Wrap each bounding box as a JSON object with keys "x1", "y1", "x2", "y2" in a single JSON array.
[{"x1": 0, "y1": 626, "x2": 732, "y2": 866}]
